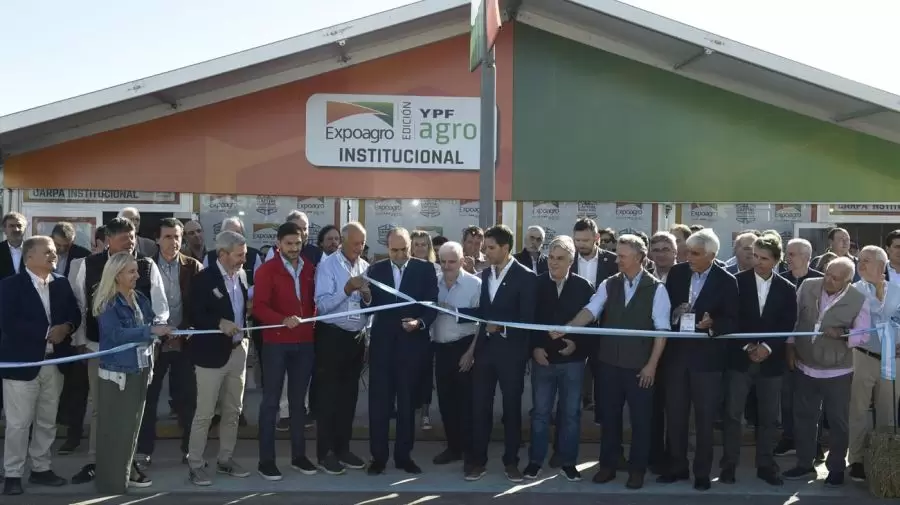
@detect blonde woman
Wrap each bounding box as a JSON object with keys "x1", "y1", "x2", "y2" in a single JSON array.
[
  {"x1": 93, "y1": 252, "x2": 173, "y2": 493},
  {"x1": 410, "y1": 230, "x2": 439, "y2": 430}
]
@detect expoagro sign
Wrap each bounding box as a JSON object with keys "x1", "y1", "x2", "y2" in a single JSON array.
[{"x1": 306, "y1": 93, "x2": 481, "y2": 170}]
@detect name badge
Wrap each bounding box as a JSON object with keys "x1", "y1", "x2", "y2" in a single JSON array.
[
  {"x1": 680, "y1": 313, "x2": 696, "y2": 333},
  {"x1": 348, "y1": 300, "x2": 361, "y2": 321},
  {"x1": 136, "y1": 344, "x2": 151, "y2": 369}
]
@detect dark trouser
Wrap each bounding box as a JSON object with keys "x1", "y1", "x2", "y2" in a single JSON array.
[
  {"x1": 665, "y1": 366, "x2": 720, "y2": 478},
  {"x1": 530, "y1": 360, "x2": 583, "y2": 466},
  {"x1": 721, "y1": 368, "x2": 781, "y2": 470},
  {"x1": 433, "y1": 335, "x2": 475, "y2": 456},
  {"x1": 314, "y1": 324, "x2": 365, "y2": 461},
  {"x1": 417, "y1": 347, "x2": 435, "y2": 407},
  {"x1": 250, "y1": 323, "x2": 264, "y2": 387},
  {"x1": 63, "y1": 360, "x2": 90, "y2": 442},
  {"x1": 369, "y1": 333, "x2": 427, "y2": 465},
  {"x1": 137, "y1": 350, "x2": 196, "y2": 455},
  {"x1": 745, "y1": 386, "x2": 759, "y2": 426},
  {"x1": 307, "y1": 371, "x2": 317, "y2": 417},
  {"x1": 782, "y1": 369, "x2": 824, "y2": 442},
  {"x1": 649, "y1": 366, "x2": 668, "y2": 467},
  {"x1": 470, "y1": 337, "x2": 527, "y2": 467},
  {"x1": 794, "y1": 371, "x2": 852, "y2": 472},
  {"x1": 95, "y1": 368, "x2": 149, "y2": 494},
  {"x1": 587, "y1": 355, "x2": 603, "y2": 424},
  {"x1": 259, "y1": 342, "x2": 314, "y2": 463},
  {"x1": 599, "y1": 362, "x2": 653, "y2": 472}
]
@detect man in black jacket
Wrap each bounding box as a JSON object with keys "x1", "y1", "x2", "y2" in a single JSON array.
[
  {"x1": 463, "y1": 225, "x2": 537, "y2": 483},
  {"x1": 50, "y1": 222, "x2": 91, "y2": 278},
  {"x1": 0, "y1": 236, "x2": 81, "y2": 495},
  {"x1": 0, "y1": 211, "x2": 27, "y2": 420},
  {"x1": 512, "y1": 225, "x2": 549, "y2": 274},
  {"x1": 186, "y1": 230, "x2": 252, "y2": 487},
  {"x1": 719, "y1": 234, "x2": 796, "y2": 487},
  {"x1": 523, "y1": 235, "x2": 593, "y2": 483},
  {"x1": 661, "y1": 228, "x2": 739, "y2": 491}
]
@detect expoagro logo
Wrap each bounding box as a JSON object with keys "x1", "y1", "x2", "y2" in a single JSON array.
[
  {"x1": 531, "y1": 201, "x2": 561, "y2": 219},
  {"x1": 296, "y1": 196, "x2": 328, "y2": 216},
  {"x1": 615, "y1": 202, "x2": 644, "y2": 220},
  {"x1": 774, "y1": 204, "x2": 803, "y2": 221},
  {"x1": 252, "y1": 223, "x2": 277, "y2": 244},
  {"x1": 689, "y1": 203, "x2": 718, "y2": 221},
  {"x1": 325, "y1": 100, "x2": 395, "y2": 143},
  {"x1": 459, "y1": 199, "x2": 479, "y2": 218}
]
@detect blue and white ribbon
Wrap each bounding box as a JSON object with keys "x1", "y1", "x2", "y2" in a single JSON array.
[{"x1": 877, "y1": 322, "x2": 897, "y2": 380}]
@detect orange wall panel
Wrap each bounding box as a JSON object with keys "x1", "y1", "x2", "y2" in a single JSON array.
[{"x1": 6, "y1": 28, "x2": 514, "y2": 200}]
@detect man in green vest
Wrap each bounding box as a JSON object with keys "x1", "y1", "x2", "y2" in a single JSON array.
[{"x1": 555, "y1": 234, "x2": 670, "y2": 489}]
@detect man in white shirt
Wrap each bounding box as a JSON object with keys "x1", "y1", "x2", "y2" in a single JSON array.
[{"x1": 431, "y1": 241, "x2": 480, "y2": 466}]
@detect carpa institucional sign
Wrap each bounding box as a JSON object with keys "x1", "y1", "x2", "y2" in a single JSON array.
[{"x1": 305, "y1": 93, "x2": 481, "y2": 170}]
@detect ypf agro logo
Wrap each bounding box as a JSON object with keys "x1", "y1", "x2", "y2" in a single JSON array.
[{"x1": 325, "y1": 100, "x2": 395, "y2": 144}]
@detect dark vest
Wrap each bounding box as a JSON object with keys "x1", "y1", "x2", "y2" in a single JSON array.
[
  {"x1": 598, "y1": 272, "x2": 659, "y2": 370},
  {"x1": 206, "y1": 247, "x2": 259, "y2": 286},
  {"x1": 84, "y1": 252, "x2": 153, "y2": 342}
]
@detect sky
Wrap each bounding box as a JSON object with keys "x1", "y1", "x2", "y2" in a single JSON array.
[{"x1": 1, "y1": 0, "x2": 898, "y2": 117}]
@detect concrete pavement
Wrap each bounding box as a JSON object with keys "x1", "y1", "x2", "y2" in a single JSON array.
[{"x1": 0, "y1": 440, "x2": 874, "y2": 502}]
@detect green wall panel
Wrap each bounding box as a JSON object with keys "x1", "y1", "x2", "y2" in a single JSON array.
[{"x1": 512, "y1": 24, "x2": 900, "y2": 202}]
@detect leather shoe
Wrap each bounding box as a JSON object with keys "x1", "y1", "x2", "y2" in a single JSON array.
[
  {"x1": 432, "y1": 450, "x2": 461, "y2": 465},
  {"x1": 28, "y1": 470, "x2": 66, "y2": 487},
  {"x1": 757, "y1": 467, "x2": 783, "y2": 486},
  {"x1": 625, "y1": 471, "x2": 644, "y2": 489},
  {"x1": 367, "y1": 461, "x2": 386, "y2": 475},
  {"x1": 396, "y1": 460, "x2": 422, "y2": 475},
  {"x1": 3, "y1": 477, "x2": 23, "y2": 495},
  {"x1": 718, "y1": 466, "x2": 736, "y2": 484},
  {"x1": 694, "y1": 476, "x2": 711, "y2": 491},
  {"x1": 656, "y1": 470, "x2": 689, "y2": 483},
  {"x1": 592, "y1": 467, "x2": 616, "y2": 484}
]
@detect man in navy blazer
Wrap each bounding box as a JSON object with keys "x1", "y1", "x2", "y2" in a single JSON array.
[
  {"x1": 462, "y1": 225, "x2": 538, "y2": 483},
  {"x1": 364, "y1": 227, "x2": 439, "y2": 475},
  {"x1": 0, "y1": 236, "x2": 81, "y2": 495}
]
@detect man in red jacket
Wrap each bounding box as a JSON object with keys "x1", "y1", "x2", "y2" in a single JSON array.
[{"x1": 252, "y1": 222, "x2": 318, "y2": 480}]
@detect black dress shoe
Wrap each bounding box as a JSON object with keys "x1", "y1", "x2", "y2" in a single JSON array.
[
  {"x1": 28, "y1": 470, "x2": 66, "y2": 487},
  {"x1": 694, "y1": 477, "x2": 711, "y2": 491},
  {"x1": 718, "y1": 466, "x2": 736, "y2": 484},
  {"x1": 656, "y1": 470, "x2": 689, "y2": 483},
  {"x1": 432, "y1": 450, "x2": 462, "y2": 465},
  {"x1": 592, "y1": 467, "x2": 616, "y2": 484},
  {"x1": 757, "y1": 467, "x2": 783, "y2": 486},
  {"x1": 396, "y1": 460, "x2": 422, "y2": 474},
  {"x1": 3, "y1": 477, "x2": 23, "y2": 495},
  {"x1": 367, "y1": 461, "x2": 386, "y2": 475},
  {"x1": 625, "y1": 471, "x2": 645, "y2": 489}
]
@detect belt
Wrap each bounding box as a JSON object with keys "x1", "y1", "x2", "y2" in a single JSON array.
[{"x1": 854, "y1": 347, "x2": 881, "y2": 360}]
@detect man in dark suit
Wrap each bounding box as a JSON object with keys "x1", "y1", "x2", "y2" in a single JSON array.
[
  {"x1": 50, "y1": 222, "x2": 91, "y2": 278},
  {"x1": 570, "y1": 218, "x2": 617, "y2": 417},
  {"x1": 0, "y1": 236, "x2": 81, "y2": 495},
  {"x1": 811, "y1": 227, "x2": 859, "y2": 282},
  {"x1": 719, "y1": 234, "x2": 796, "y2": 487},
  {"x1": 136, "y1": 218, "x2": 203, "y2": 467},
  {"x1": 186, "y1": 230, "x2": 252, "y2": 486},
  {"x1": 0, "y1": 211, "x2": 28, "y2": 420},
  {"x1": 364, "y1": 227, "x2": 439, "y2": 475},
  {"x1": 661, "y1": 228, "x2": 739, "y2": 491},
  {"x1": 513, "y1": 225, "x2": 549, "y2": 274},
  {"x1": 463, "y1": 225, "x2": 537, "y2": 483}
]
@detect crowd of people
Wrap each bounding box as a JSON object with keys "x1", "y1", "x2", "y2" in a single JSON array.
[{"x1": 0, "y1": 207, "x2": 898, "y2": 497}]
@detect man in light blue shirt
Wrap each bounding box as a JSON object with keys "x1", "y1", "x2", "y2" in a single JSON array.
[{"x1": 848, "y1": 245, "x2": 900, "y2": 482}]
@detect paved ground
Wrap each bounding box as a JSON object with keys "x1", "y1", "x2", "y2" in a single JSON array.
[{"x1": 0, "y1": 440, "x2": 877, "y2": 503}]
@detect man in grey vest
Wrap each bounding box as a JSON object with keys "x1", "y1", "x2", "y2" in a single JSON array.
[
  {"x1": 782, "y1": 257, "x2": 870, "y2": 487},
  {"x1": 847, "y1": 245, "x2": 900, "y2": 483},
  {"x1": 560, "y1": 234, "x2": 670, "y2": 489}
]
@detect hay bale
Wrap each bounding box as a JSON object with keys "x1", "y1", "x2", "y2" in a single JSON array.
[{"x1": 867, "y1": 430, "x2": 900, "y2": 498}]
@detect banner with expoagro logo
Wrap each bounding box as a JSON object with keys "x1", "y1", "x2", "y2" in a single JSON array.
[
  {"x1": 678, "y1": 203, "x2": 813, "y2": 256},
  {"x1": 362, "y1": 199, "x2": 483, "y2": 259},
  {"x1": 521, "y1": 202, "x2": 656, "y2": 252},
  {"x1": 198, "y1": 195, "x2": 337, "y2": 250}
]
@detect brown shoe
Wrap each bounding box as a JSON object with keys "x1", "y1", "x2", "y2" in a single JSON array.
[
  {"x1": 625, "y1": 471, "x2": 645, "y2": 489},
  {"x1": 464, "y1": 465, "x2": 486, "y2": 481},
  {"x1": 592, "y1": 466, "x2": 616, "y2": 484},
  {"x1": 505, "y1": 464, "x2": 524, "y2": 483}
]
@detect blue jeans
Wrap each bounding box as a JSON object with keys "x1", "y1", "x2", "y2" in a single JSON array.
[
  {"x1": 258, "y1": 342, "x2": 315, "y2": 463},
  {"x1": 529, "y1": 360, "x2": 584, "y2": 466}
]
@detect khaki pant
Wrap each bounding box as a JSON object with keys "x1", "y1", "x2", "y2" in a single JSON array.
[
  {"x1": 2, "y1": 366, "x2": 63, "y2": 478},
  {"x1": 848, "y1": 350, "x2": 900, "y2": 464},
  {"x1": 187, "y1": 341, "x2": 248, "y2": 469}
]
